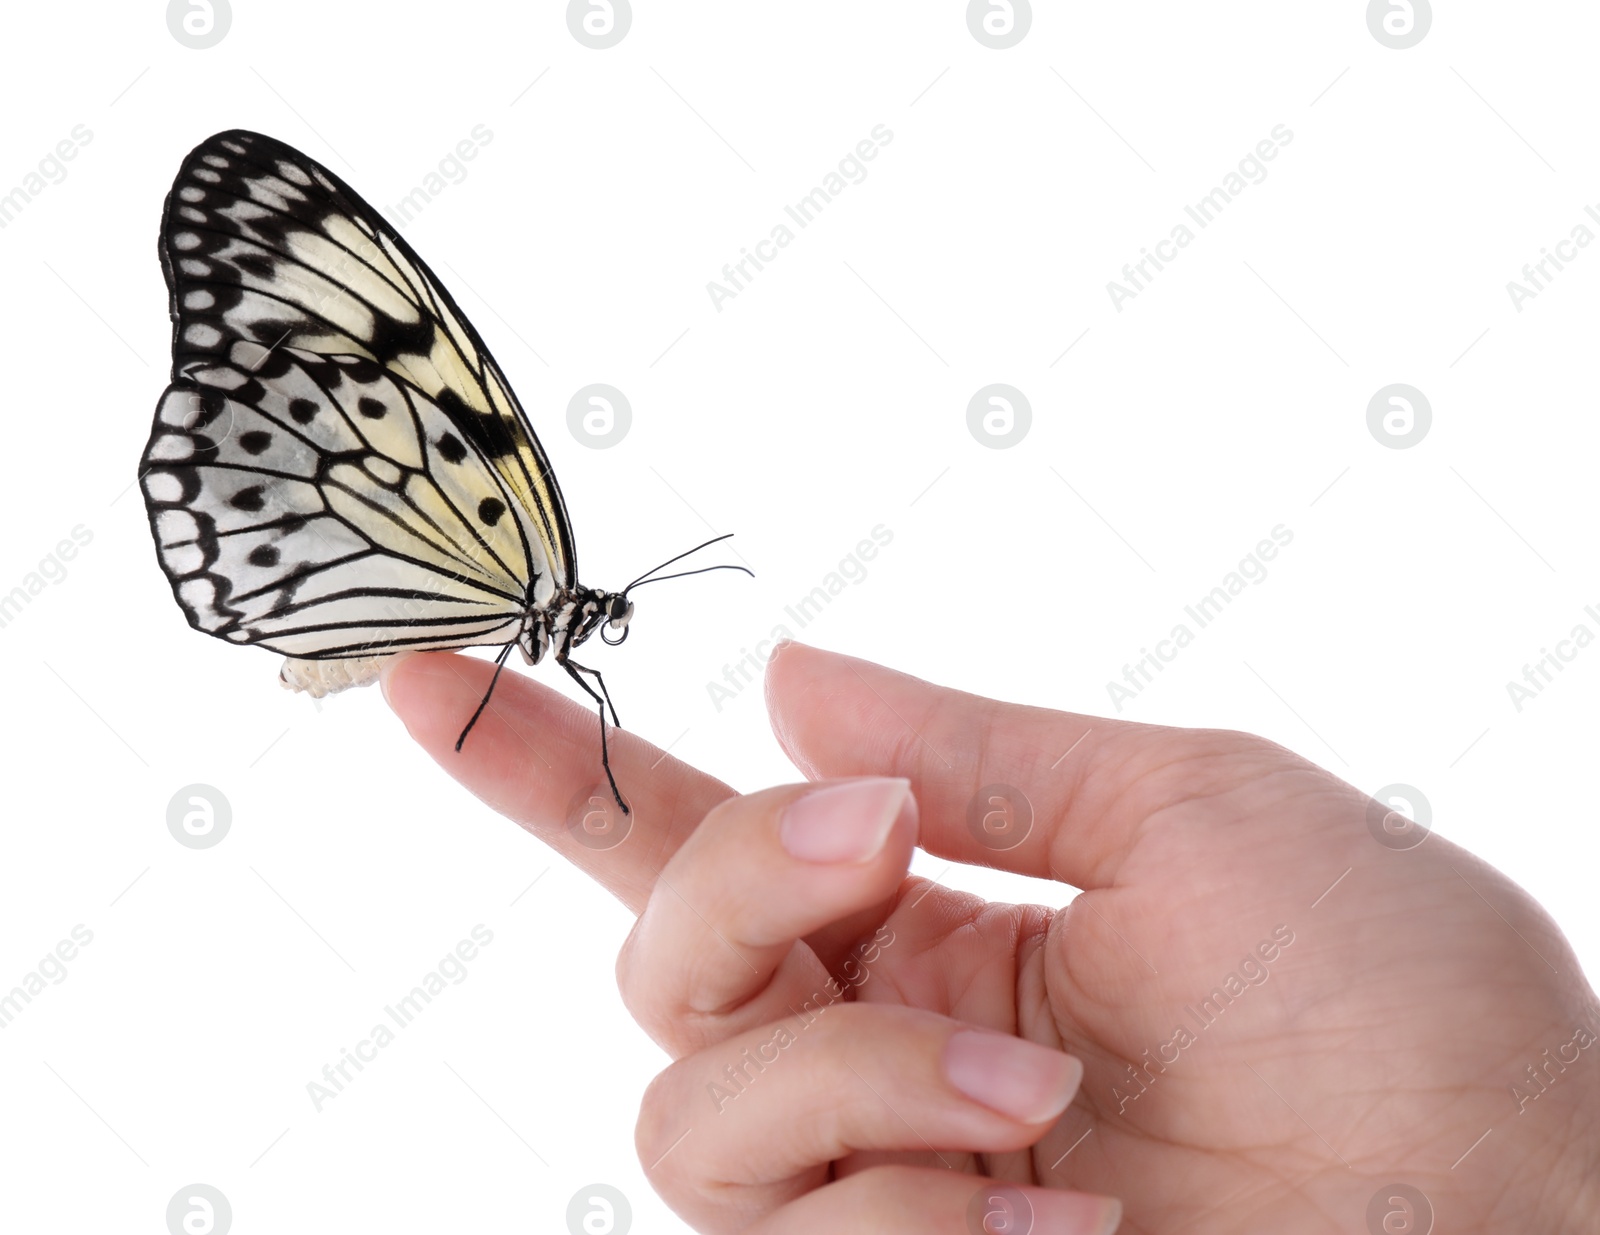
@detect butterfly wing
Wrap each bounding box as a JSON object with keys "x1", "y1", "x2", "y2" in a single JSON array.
[{"x1": 140, "y1": 129, "x2": 571, "y2": 665}]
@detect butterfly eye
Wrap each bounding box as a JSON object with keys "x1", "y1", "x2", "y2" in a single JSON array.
[{"x1": 601, "y1": 595, "x2": 634, "y2": 646}]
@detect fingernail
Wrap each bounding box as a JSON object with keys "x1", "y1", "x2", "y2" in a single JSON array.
[
  {"x1": 779, "y1": 778, "x2": 911, "y2": 864},
  {"x1": 943, "y1": 1030, "x2": 1081, "y2": 1124},
  {"x1": 1031, "y1": 1192, "x2": 1123, "y2": 1234}
]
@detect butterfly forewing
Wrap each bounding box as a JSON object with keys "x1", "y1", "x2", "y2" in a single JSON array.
[{"x1": 141, "y1": 129, "x2": 572, "y2": 663}]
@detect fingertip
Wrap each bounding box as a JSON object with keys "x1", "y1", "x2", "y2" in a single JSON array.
[
  {"x1": 761, "y1": 636, "x2": 806, "y2": 693},
  {"x1": 765, "y1": 641, "x2": 910, "y2": 708},
  {"x1": 763, "y1": 639, "x2": 826, "y2": 773},
  {"x1": 377, "y1": 651, "x2": 412, "y2": 710},
  {"x1": 380, "y1": 651, "x2": 491, "y2": 752},
  {"x1": 765, "y1": 642, "x2": 909, "y2": 778},
  {"x1": 380, "y1": 650, "x2": 452, "y2": 715},
  {"x1": 777, "y1": 776, "x2": 913, "y2": 864},
  {"x1": 942, "y1": 1031, "x2": 1083, "y2": 1125}
]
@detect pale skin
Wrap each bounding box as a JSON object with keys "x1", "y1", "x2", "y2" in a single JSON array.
[{"x1": 382, "y1": 641, "x2": 1600, "y2": 1234}]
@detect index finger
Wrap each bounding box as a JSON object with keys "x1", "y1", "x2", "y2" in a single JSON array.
[
  {"x1": 382, "y1": 650, "x2": 732, "y2": 912},
  {"x1": 764, "y1": 641, "x2": 1324, "y2": 891}
]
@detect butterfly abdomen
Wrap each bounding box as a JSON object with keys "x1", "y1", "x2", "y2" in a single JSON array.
[{"x1": 279, "y1": 656, "x2": 385, "y2": 698}]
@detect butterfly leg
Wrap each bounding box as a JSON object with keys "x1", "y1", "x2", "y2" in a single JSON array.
[
  {"x1": 454, "y1": 642, "x2": 517, "y2": 752},
  {"x1": 565, "y1": 658, "x2": 622, "y2": 728},
  {"x1": 561, "y1": 657, "x2": 629, "y2": 815}
]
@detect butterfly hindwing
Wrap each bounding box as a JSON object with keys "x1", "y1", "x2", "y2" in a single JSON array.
[
  {"x1": 143, "y1": 346, "x2": 531, "y2": 658},
  {"x1": 141, "y1": 129, "x2": 571, "y2": 663}
]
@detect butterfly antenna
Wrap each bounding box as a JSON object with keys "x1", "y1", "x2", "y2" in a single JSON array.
[
  {"x1": 455, "y1": 641, "x2": 517, "y2": 752},
  {"x1": 625, "y1": 563, "x2": 754, "y2": 591},
  {"x1": 620, "y1": 534, "x2": 752, "y2": 601},
  {"x1": 623, "y1": 532, "x2": 743, "y2": 594}
]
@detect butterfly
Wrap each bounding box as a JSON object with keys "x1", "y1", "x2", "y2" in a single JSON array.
[{"x1": 139, "y1": 130, "x2": 745, "y2": 811}]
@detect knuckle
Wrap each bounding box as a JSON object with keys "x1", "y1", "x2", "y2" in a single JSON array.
[
  {"x1": 696, "y1": 781, "x2": 800, "y2": 838},
  {"x1": 613, "y1": 919, "x2": 645, "y2": 1007},
  {"x1": 612, "y1": 918, "x2": 737, "y2": 1054},
  {"x1": 633, "y1": 1065, "x2": 690, "y2": 1180}
]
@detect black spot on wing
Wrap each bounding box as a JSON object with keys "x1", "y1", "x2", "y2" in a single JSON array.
[
  {"x1": 365, "y1": 312, "x2": 436, "y2": 364},
  {"x1": 266, "y1": 568, "x2": 314, "y2": 615},
  {"x1": 249, "y1": 318, "x2": 298, "y2": 345},
  {"x1": 182, "y1": 387, "x2": 230, "y2": 434},
  {"x1": 234, "y1": 252, "x2": 275, "y2": 280},
  {"x1": 238, "y1": 430, "x2": 272, "y2": 455},
  {"x1": 357, "y1": 396, "x2": 387, "y2": 420},
  {"x1": 248, "y1": 544, "x2": 280, "y2": 567},
  {"x1": 477, "y1": 497, "x2": 506, "y2": 527},
  {"x1": 230, "y1": 486, "x2": 266, "y2": 512},
  {"x1": 245, "y1": 344, "x2": 298, "y2": 383},
  {"x1": 337, "y1": 357, "x2": 384, "y2": 384},
  {"x1": 288, "y1": 398, "x2": 318, "y2": 425},
  {"x1": 436, "y1": 432, "x2": 467, "y2": 464},
  {"x1": 437, "y1": 388, "x2": 518, "y2": 462}
]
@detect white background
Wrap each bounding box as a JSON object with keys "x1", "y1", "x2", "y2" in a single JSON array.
[{"x1": 1, "y1": 1, "x2": 1597, "y2": 1231}]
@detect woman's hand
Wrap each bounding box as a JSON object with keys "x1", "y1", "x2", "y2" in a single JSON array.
[{"x1": 384, "y1": 642, "x2": 1600, "y2": 1234}]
